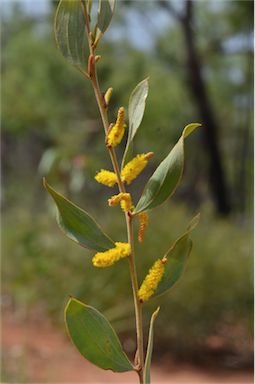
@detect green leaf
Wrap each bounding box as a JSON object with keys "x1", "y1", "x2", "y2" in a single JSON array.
[
  {"x1": 143, "y1": 307, "x2": 160, "y2": 384},
  {"x1": 122, "y1": 78, "x2": 149, "y2": 167},
  {"x1": 134, "y1": 123, "x2": 201, "y2": 213},
  {"x1": 54, "y1": 0, "x2": 89, "y2": 74},
  {"x1": 153, "y1": 214, "x2": 200, "y2": 298},
  {"x1": 65, "y1": 298, "x2": 134, "y2": 372},
  {"x1": 97, "y1": 0, "x2": 115, "y2": 34},
  {"x1": 44, "y1": 178, "x2": 114, "y2": 252}
]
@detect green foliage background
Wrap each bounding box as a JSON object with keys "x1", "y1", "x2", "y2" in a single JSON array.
[{"x1": 2, "y1": 0, "x2": 253, "y2": 375}]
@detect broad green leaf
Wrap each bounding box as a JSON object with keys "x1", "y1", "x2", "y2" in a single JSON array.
[
  {"x1": 153, "y1": 214, "x2": 200, "y2": 298},
  {"x1": 122, "y1": 78, "x2": 149, "y2": 167},
  {"x1": 54, "y1": 0, "x2": 89, "y2": 73},
  {"x1": 65, "y1": 298, "x2": 134, "y2": 372},
  {"x1": 44, "y1": 178, "x2": 114, "y2": 251},
  {"x1": 134, "y1": 123, "x2": 201, "y2": 213},
  {"x1": 143, "y1": 307, "x2": 160, "y2": 384},
  {"x1": 97, "y1": 0, "x2": 115, "y2": 34}
]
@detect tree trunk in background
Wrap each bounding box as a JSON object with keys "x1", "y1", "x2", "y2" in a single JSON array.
[
  {"x1": 182, "y1": 1, "x2": 231, "y2": 215},
  {"x1": 160, "y1": 0, "x2": 231, "y2": 215},
  {"x1": 234, "y1": 49, "x2": 253, "y2": 215}
]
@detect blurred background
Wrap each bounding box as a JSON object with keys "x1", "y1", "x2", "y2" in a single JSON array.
[{"x1": 1, "y1": 0, "x2": 253, "y2": 382}]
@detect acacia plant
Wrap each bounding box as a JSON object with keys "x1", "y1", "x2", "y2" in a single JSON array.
[{"x1": 44, "y1": 1, "x2": 200, "y2": 383}]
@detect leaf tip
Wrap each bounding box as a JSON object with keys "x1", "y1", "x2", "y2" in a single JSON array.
[
  {"x1": 183, "y1": 123, "x2": 202, "y2": 139},
  {"x1": 43, "y1": 177, "x2": 54, "y2": 196},
  {"x1": 144, "y1": 76, "x2": 150, "y2": 84},
  {"x1": 65, "y1": 295, "x2": 75, "y2": 307},
  {"x1": 42, "y1": 177, "x2": 47, "y2": 189},
  {"x1": 154, "y1": 306, "x2": 160, "y2": 319},
  {"x1": 64, "y1": 297, "x2": 73, "y2": 318},
  {"x1": 187, "y1": 212, "x2": 200, "y2": 232}
]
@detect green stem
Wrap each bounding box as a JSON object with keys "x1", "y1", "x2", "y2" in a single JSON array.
[
  {"x1": 127, "y1": 214, "x2": 144, "y2": 383},
  {"x1": 83, "y1": 6, "x2": 144, "y2": 380},
  {"x1": 91, "y1": 72, "x2": 144, "y2": 377}
]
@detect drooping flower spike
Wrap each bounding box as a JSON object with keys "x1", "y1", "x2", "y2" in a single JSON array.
[
  {"x1": 108, "y1": 192, "x2": 133, "y2": 212},
  {"x1": 138, "y1": 258, "x2": 167, "y2": 303},
  {"x1": 138, "y1": 212, "x2": 149, "y2": 243},
  {"x1": 92, "y1": 242, "x2": 131, "y2": 268},
  {"x1": 107, "y1": 107, "x2": 126, "y2": 147},
  {"x1": 95, "y1": 169, "x2": 118, "y2": 187},
  {"x1": 121, "y1": 152, "x2": 154, "y2": 185}
]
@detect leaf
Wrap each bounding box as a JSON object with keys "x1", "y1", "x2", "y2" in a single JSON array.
[
  {"x1": 143, "y1": 307, "x2": 160, "y2": 384},
  {"x1": 54, "y1": 0, "x2": 89, "y2": 74},
  {"x1": 128, "y1": 78, "x2": 149, "y2": 142},
  {"x1": 65, "y1": 298, "x2": 134, "y2": 372},
  {"x1": 134, "y1": 123, "x2": 201, "y2": 213},
  {"x1": 44, "y1": 178, "x2": 114, "y2": 252},
  {"x1": 122, "y1": 78, "x2": 149, "y2": 167},
  {"x1": 153, "y1": 214, "x2": 200, "y2": 298},
  {"x1": 97, "y1": 0, "x2": 115, "y2": 34}
]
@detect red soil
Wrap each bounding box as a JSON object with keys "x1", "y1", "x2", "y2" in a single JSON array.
[{"x1": 2, "y1": 312, "x2": 253, "y2": 383}]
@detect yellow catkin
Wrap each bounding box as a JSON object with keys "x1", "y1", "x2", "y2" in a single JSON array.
[
  {"x1": 107, "y1": 107, "x2": 126, "y2": 147},
  {"x1": 108, "y1": 193, "x2": 133, "y2": 212},
  {"x1": 104, "y1": 87, "x2": 113, "y2": 105},
  {"x1": 138, "y1": 212, "x2": 149, "y2": 243},
  {"x1": 121, "y1": 152, "x2": 154, "y2": 185},
  {"x1": 92, "y1": 242, "x2": 131, "y2": 267},
  {"x1": 138, "y1": 259, "x2": 166, "y2": 302},
  {"x1": 95, "y1": 169, "x2": 118, "y2": 187}
]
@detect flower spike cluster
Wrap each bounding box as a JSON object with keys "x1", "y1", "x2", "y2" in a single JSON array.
[
  {"x1": 95, "y1": 153, "x2": 154, "y2": 188},
  {"x1": 108, "y1": 192, "x2": 133, "y2": 212},
  {"x1": 121, "y1": 152, "x2": 154, "y2": 185},
  {"x1": 107, "y1": 107, "x2": 126, "y2": 147},
  {"x1": 138, "y1": 258, "x2": 167, "y2": 303},
  {"x1": 92, "y1": 242, "x2": 131, "y2": 268},
  {"x1": 138, "y1": 212, "x2": 149, "y2": 243},
  {"x1": 95, "y1": 169, "x2": 117, "y2": 187}
]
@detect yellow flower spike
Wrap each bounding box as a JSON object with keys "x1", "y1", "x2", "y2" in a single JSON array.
[
  {"x1": 104, "y1": 87, "x2": 113, "y2": 106},
  {"x1": 95, "y1": 169, "x2": 118, "y2": 187},
  {"x1": 108, "y1": 192, "x2": 133, "y2": 212},
  {"x1": 121, "y1": 152, "x2": 154, "y2": 185},
  {"x1": 108, "y1": 193, "x2": 122, "y2": 206},
  {"x1": 120, "y1": 194, "x2": 133, "y2": 212},
  {"x1": 138, "y1": 212, "x2": 149, "y2": 243},
  {"x1": 138, "y1": 258, "x2": 166, "y2": 303},
  {"x1": 92, "y1": 242, "x2": 131, "y2": 267},
  {"x1": 107, "y1": 107, "x2": 126, "y2": 147}
]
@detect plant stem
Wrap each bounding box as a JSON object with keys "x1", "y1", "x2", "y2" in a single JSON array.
[
  {"x1": 83, "y1": 6, "x2": 144, "y2": 380},
  {"x1": 126, "y1": 214, "x2": 144, "y2": 384},
  {"x1": 91, "y1": 71, "x2": 144, "y2": 380}
]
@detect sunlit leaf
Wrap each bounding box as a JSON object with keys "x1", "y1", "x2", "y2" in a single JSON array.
[
  {"x1": 97, "y1": 0, "x2": 115, "y2": 34},
  {"x1": 134, "y1": 123, "x2": 201, "y2": 213},
  {"x1": 44, "y1": 178, "x2": 114, "y2": 251},
  {"x1": 122, "y1": 78, "x2": 149, "y2": 167},
  {"x1": 54, "y1": 0, "x2": 89, "y2": 74},
  {"x1": 153, "y1": 214, "x2": 200, "y2": 298},
  {"x1": 143, "y1": 307, "x2": 160, "y2": 384},
  {"x1": 65, "y1": 298, "x2": 134, "y2": 372}
]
